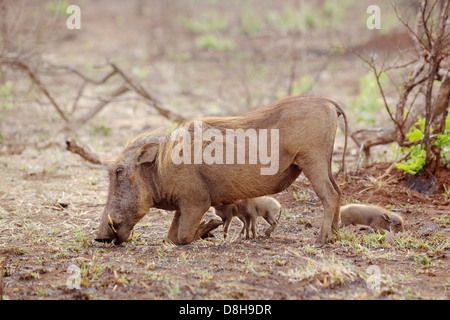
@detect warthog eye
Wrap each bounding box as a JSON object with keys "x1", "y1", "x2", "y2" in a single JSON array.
[{"x1": 115, "y1": 166, "x2": 124, "y2": 175}]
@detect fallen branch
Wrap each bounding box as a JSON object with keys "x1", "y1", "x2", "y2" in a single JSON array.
[{"x1": 66, "y1": 138, "x2": 103, "y2": 165}]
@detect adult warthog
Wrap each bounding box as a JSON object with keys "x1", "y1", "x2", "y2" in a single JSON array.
[{"x1": 95, "y1": 95, "x2": 348, "y2": 247}]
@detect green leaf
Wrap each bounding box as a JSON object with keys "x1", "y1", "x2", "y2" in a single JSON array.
[{"x1": 406, "y1": 128, "x2": 423, "y2": 142}]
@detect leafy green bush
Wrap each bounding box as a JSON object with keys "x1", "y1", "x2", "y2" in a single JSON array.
[
  {"x1": 395, "y1": 115, "x2": 450, "y2": 175},
  {"x1": 45, "y1": 0, "x2": 70, "y2": 17},
  {"x1": 435, "y1": 115, "x2": 450, "y2": 159},
  {"x1": 268, "y1": 0, "x2": 352, "y2": 32},
  {"x1": 183, "y1": 14, "x2": 229, "y2": 34},
  {"x1": 268, "y1": 5, "x2": 308, "y2": 32},
  {"x1": 240, "y1": 7, "x2": 263, "y2": 34},
  {"x1": 195, "y1": 34, "x2": 235, "y2": 51},
  {"x1": 0, "y1": 81, "x2": 15, "y2": 110}
]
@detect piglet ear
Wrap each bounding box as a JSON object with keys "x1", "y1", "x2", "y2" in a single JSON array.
[
  {"x1": 136, "y1": 143, "x2": 159, "y2": 165},
  {"x1": 381, "y1": 213, "x2": 391, "y2": 222}
]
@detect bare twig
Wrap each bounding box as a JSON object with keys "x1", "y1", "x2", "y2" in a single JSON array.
[
  {"x1": 348, "y1": 48, "x2": 404, "y2": 136},
  {"x1": 4, "y1": 59, "x2": 69, "y2": 122},
  {"x1": 63, "y1": 84, "x2": 129, "y2": 133},
  {"x1": 49, "y1": 63, "x2": 118, "y2": 85},
  {"x1": 378, "y1": 147, "x2": 414, "y2": 181},
  {"x1": 108, "y1": 62, "x2": 185, "y2": 122},
  {"x1": 393, "y1": 3, "x2": 428, "y2": 55},
  {"x1": 70, "y1": 80, "x2": 87, "y2": 114},
  {"x1": 383, "y1": 58, "x2": 418, "y2": 72}
]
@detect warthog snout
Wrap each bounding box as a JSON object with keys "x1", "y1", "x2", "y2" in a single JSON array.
[
  {"x1": 94, "y1": 214, "x2": 116, "y2": 243},
  {"x1": 95, "y1": 213, "x2": 133, "y2": 245},
  {"x1": 94, "y1": 226, "x2": 132, "y2": 245},
  {"x1": 95, "y1": 213, "x2": 112, "y2": 243}
]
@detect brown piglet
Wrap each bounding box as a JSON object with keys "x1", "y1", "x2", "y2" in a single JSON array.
[
  {"x1": 214, "y1": 196, "x2": 281, "y2": 239},
  {"x1": 213, "y1": 203, "x2": 245, "y2": 239},
  {"x1": 339, "y1": 204, "x2": 404, "y2": 233}
]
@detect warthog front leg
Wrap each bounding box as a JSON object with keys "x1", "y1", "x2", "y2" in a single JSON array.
[
  {"x1": 167, "y1": 210, "x2": 181, "y2": 244},
  {"x1": 167, "y1": 206, "x2": 222, "y2": 245}
]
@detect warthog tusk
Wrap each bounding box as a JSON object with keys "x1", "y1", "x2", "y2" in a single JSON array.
[{"x1": 108, "y1": 214, "x2": 117, "y2": 233}]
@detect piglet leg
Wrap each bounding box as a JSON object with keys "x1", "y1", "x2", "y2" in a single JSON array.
[{"x1": 195, "y1": 218, "x2": 223, "y2": 239}]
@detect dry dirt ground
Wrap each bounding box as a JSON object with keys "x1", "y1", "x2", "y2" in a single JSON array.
[
  {"x1": 0, "y1": 0, "x2": 449, "y2": 300},
  {"x1": 0, "y1": 155, "x2": 449, "y2": 300}
]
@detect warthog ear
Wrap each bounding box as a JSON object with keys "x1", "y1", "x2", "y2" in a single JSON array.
[
  {"x1": 136, "y1": 143, "x2": 159, "y2": 165},
  {"x1": 381, "y1": 213, "x2": 391, "y2": 222}
]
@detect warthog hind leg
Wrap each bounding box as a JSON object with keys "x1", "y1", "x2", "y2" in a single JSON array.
[{"x1": 298, "y1": 157, "x2": 341, "y2": 247}]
